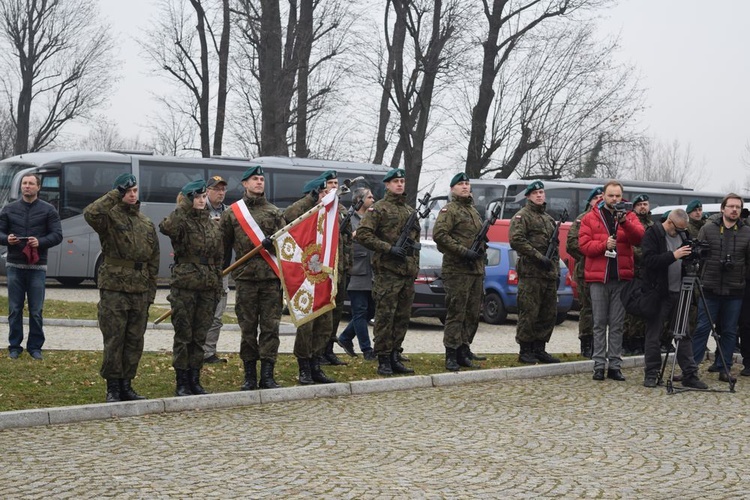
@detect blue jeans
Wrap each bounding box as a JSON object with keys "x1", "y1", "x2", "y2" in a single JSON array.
[
  {"x1": 6, "y1": 266, "x2": 47, "y2": 353},
  {"x1": 692, "y1": 294, "x2": 742, "y2": 369},
  {"x1": 338, "y1": 290, "x2": 373, "y2": 352}
]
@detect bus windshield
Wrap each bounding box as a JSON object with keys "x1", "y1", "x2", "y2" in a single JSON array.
[{"x1": 0, "y1": 163, "x2": 33, "y2": 207}]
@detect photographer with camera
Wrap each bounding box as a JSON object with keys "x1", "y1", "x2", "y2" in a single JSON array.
[
  {"x1": 641, "y1": 209, "x2": 707, "y2": 388},
  {"x1": 691, "y1": 193, "x2": 750, "y2": 382},
  {"x1": 579, "y1": 180, "x2": 644, "y2": 381}
]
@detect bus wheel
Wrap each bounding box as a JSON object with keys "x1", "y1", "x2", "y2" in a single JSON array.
[{"x1": 56, "y1": 277, "x2": 84, "y2": 286}]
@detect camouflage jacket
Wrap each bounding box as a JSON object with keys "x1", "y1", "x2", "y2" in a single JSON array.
[
  {"x1": 83, "y1": 190, "x2": 159, "y2": 300},
  {"x1": 632, "y1": 212, "x2": 655, "y2": 272},
  {"x1": 159, "y1": 197, "x2": 223, "y2": 291},
  {"x1": 433, "y1": 195, "x2": 484, "y2": 275},
  {"x1": 355, "y1": 190, "x2": 419, "y2": 278},
  {"x1": 221, "y1": 192, "x2": 284, "y2": 282},
  {"x1": 509, "y1": 200, "x2": 559, "y2": 279},
  {"x1": 688, "y1": 217, "x2": 705, "y2": 240},
  {"x1": 567, "y1": 209, "x2": 588, "y2": 282}
]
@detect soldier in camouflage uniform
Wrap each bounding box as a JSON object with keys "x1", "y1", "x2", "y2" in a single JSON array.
[
  {"x1": 433, "y1": 172, "x2": 485, "y2": 372},
  {"x1": 284, "y1": 176, "x2": 337, "y2": 385},
  {"x1": 622, "y1": 194, "x2": 654, "y2": 355},
  {"x1": 159, "y1": 180, "x2": 223, "y2": 396},
  {"x1": 509, "y1": 181, "x2": 560, "y2": 364},
  {"x1": 567, "y1": 186, "x2": 603, "y2": 358},
  {"x1": 355, "y1": 168, "x2": 419, "y2": 376},
  {"x1": 84, "y1": 173, "x2": 160, "y2": 403},
  {"x1": 220, "y1": 165, "x2": 285, "y2": 390},
  {"x1": 316, "y1": 170, "x2": 349, "y2": 367},
  {"x1": 686, "y1": 200, "x2": 705, "y2": 239}
]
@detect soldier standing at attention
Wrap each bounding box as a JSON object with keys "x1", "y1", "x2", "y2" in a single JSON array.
[
  {"x1": 221, "y1": 166, "x2": 285, "y2": 390},
  {"x1": 686, "y1": 200, "x2": 705, "y2": 239},
  {"x1": 355, "y1": 168, "x2": 419, "y2": 376},
  {"x1": 284, "y1": 176, "x2": 337, "y2": 385},
  {"x1": 159, "y1": 180, "x2": 223, "y2": 396},
  {"x1": 433, "y1": 172, "x2": 485, "y2": 371},
  {"x1": 84, "y1": 173, "x2": 160, "y2": 403},
  {"x1": 509, "y1": 180, "x2": 560, "y2": 364},
  {"x1": 567, "y1": 187, "x2": 603, "y2": 358}
]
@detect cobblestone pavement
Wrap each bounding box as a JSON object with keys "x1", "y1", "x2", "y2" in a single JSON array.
[{"x1": 1, "y1": 369, "x2": 746, "y2": 498}]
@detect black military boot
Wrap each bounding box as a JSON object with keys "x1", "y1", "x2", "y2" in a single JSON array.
[
  {"x1": 445, "y1": 347, "x2": 460, "y2": 372},
  {"x1": 468, "y1": 347, "x2": 487, "y2": 361},
  {"x1": 457, "y1": 344, "x2": 477, "y2": 368},
  {"x1": 580, "y1": 337, "x2": 593, "y2": 359},
  {"x1": 377, "y1": 354, "x2": 393, "y2": 376},
  {"x1": 518, "y1": 342, "x2": 538, "y2": 364},
  {"x1": 297, "y1": 358, "x2": 314, "y2": 385},
  {"x1": 259, "y1": 359, "x2": 281, "y2": 389},
  {"x1": 106, "y1": 378, "x2": 121, "y2": 403},
  {"x1": 534, "y1": 341, "x2": 560, "y2": 364},
  {"x1": 241, "y1": 360, "x2": 257, "y2": 391},
  {"x1": 189, "y1": 368, "x2": 209, "y2": 395},
  {"x1": 310, "y1": 357, "x2": 335, "y2": 384},
  {"x1": 324, "y1": 340, "x2": 347, "y2": 366},
  {"x1": 120, "y1": 379, "x2": 146, "y2": 401},
  {"x1": 390, "y1": 350, "x2": 415, "y2": 374},
  {"x1": 175, "y1": 369, "x2": 192, "y2": 397}
]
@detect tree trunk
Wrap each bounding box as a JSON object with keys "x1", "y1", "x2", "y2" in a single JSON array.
[
  {"x1": 213, "y1": 0, "x2": 230, "y2": 157},
  {"x1": 374, "y1": 1, "x2": 405, "y2": 165},
  {"x1": 259, "y1": 0, "x2": 288, "y2": 156},
  {"x1": 294, "y1": 0, "x2": 314, "y2": 158}
]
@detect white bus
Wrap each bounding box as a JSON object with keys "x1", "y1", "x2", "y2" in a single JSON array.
[{"x1": 0, "y1": 152, "x2": 388, "y2": 284}]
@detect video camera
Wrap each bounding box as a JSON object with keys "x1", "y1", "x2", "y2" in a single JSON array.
[
  {"x1": 613, "y1": 201, "x2": 633, "y2": 213},
  {"x1": 681, "y1": 238, "x2": 710, "y2": 262}
]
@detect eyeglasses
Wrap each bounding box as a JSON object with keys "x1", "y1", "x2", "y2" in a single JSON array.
[
  {"x1": 669, "y1": 220, "x2": 688, "y2": 231},
  {"x1": 208, "y1": 186, "x2": 227, "y2": 192}
]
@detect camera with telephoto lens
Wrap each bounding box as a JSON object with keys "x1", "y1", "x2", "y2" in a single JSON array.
[
  {"x1": 613, "y1": 201, "x2": 633, "y2": 213},
  {"x1": 681, "y1": 238, "x2": 710, "y2": 262}
]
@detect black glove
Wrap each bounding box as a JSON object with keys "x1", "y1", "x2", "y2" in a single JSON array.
[
  {"x1": 461, "y1": 248, "x2": 481, "y2": 261},
  {"x1": 114, "y1": 173, "x2": 137, "y2": 197},
  {"x1": 261, "y1": 238, "x2": 275, "y2": 252},
  {"x1": 539, "y1": 255, "x2": 553, "y2": 271},
  {"x1": 389, "y1": 245, "x2": 407, "y2": 259}
]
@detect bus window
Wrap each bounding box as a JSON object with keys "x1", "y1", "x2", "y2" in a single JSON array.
[
  {"x1": 544, "y1": 188, "x2": 576, "y2": 219},
  {"x1": 38, "y1": 172, "x2": 61, "y2": 212},
  {"x1": 140, "y1": 161, "x2": 204, "y2": 203},
  {"x1": 271, "y1": 171, "x2": 320, "y2": 208},
  {"x1": 61, "y1": 162, "x2": 130, "y2": 219},
  {"x1": 637, "y1": 193, "x2": 680, "y2": 209}
]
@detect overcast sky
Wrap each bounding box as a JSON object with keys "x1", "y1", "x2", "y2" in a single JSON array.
[{"x1": 98, "y1": 0, "x2": 749, "y2": 192}]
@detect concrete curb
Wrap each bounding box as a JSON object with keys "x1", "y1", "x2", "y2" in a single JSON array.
[{"x1": 0, "y1": 357, "x2": 648, "y2": 431}]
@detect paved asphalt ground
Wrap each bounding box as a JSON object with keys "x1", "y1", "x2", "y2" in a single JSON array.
[{"x1": 0, "y1": 284, "x2": 746, "y2": 498}]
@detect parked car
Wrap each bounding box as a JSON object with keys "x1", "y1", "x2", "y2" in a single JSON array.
[{"x1": 482, "y1": 242, "x2": 574, "y2": 325}]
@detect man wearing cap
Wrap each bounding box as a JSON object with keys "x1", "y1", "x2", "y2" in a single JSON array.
[
  {"x1": 221, "y1": 165, "x2": 285, "y2": 390},
  {"x1": 433, "y1": 172, "x2": 485, "y2": 371},
  {"x1": 509, "y1": 180, "x2": 561, "y2": 364},
  {"x1": 356, "y1": 168, "x2": 419, "y2": 376},
  {"x1": 622, "y1": 194, "x2": 654, "y2": 356},
  {"x1": 579, "y1": 180, "x2": 644, "y2": 382},
  {"x1": 203, "y1": 175, "x2": 230, "y2": 364},
  {"x1": 84, "y1": 173, "x2": 160, "y2": 402},
  {"x1": 283, "y1": 176, "x2": 340, "y2": 385},
  {"x1": 566, "y1": 186, "x2": 603, "y2": 358},
  {"x1": 686, "y1": 200, "x2": 705, "y2": 239},
  {"x1": 0, "y1": 173, "x2": 62, "y2": 361},
  {"x1": 160, "y1": 180, "x2": 223, "y2": 396}
]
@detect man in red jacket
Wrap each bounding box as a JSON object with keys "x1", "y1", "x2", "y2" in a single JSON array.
[{"x1": 579, "y1": 180, "x2": 645, "y2": 382}]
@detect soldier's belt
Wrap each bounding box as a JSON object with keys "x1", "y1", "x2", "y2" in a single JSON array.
[
  {"x1": 175, "y1": 256, "x2": 217, "y2": 265},
  {"x1": 104, "y1": 256, "x2": 145, "y2": 270}
]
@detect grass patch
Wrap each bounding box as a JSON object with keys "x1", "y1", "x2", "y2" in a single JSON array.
[{"x1": 0, "y1": 351, "x2": 584, "y2": 412}]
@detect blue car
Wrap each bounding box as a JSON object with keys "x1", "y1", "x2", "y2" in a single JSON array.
[{"x1": 482, "y1": 242, "x2": 574, "y2": 325}]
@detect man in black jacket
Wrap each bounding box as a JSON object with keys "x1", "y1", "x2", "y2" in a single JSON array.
[
  {"x1": 0, "y1": 173, "x2": 62, "y2": 360},
  {"x1": 641, "y1": 209, "x2": 707, "y2": 389}
]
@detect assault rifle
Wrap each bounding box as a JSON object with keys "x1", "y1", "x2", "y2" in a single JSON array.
[
  {"x1": 545, "y1": 208, "x2": 569, "y2": 260},
  {"x1": 392, "y1": 187, "x2": 434, "y2": 257},
  {"x1": 469, "y1": 201, "x2": 502, "y2": 255},
  {"x1": 340, "y1": 198, "x2": 364, "y2": 234}
]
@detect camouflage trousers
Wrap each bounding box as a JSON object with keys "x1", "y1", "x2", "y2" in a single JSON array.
[
  {"x1": 329, "y1": 272, "x2": 348, "y2": 344},
  {"x1": 372, "y1": 271, "x2": 414, "y2": 355},
  {"x1": 516, "y1": 277, "x2": 557, "y2": 344},
  {"x1": 98, "y1": 289, "x2": 150, "y2": 380},
  {"x1": 293, "y1": 310, "x2": 332, "y2": 359},
  {"x1": 168, "y1": 287, "x2": 220, "y2": 370},
  {"x1": 576, "y1": 278, "x2": 593, "y2": 339},
  {"x1": 442, "y1": 273, "x2": 483, "y2": 349},
  {"x1": 623, "y1": 313, "x2": 647, "y2": 341},
  {"x1": 235, "y1": 279, "x2": 282, "y2": 363}
]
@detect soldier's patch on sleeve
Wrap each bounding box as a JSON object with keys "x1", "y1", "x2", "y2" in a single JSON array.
[
  {"x1": 367, "y1": 207, "x2": 376, "y2": 212},
  {"x1": 440, "y1": 208, "x2": 448, "y2": 212},
  {"x1": 514, "y1": 215, "x2": 522, "y2": 219}
]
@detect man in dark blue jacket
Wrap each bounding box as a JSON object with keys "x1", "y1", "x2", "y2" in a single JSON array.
[{"x1": 0, "y1": 173, "x2": 62, "y2": 359}]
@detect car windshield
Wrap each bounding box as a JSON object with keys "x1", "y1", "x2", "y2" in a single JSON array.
[{"x1": 420, "y1": 243, "x2": 443, "y2": 268}]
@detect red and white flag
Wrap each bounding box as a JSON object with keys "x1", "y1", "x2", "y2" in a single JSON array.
[{"x1": 274, "y1": 191, "x2": 340, "y2": 327}]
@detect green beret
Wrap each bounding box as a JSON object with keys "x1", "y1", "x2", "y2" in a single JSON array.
[
  {"x1": 303, "y1": 177, "x2": 326, "y2": 194},
  {"x1": 112, "y1": 173, "x2": 137, "y2": 190},
  {"x1": 632, "y1": 194, "x2": 649, "y2": 204},
  {"x1": 241, "y1": 165, "x2": 264, "y2": 181},
  {"x1": 383, "y1": 168, "x2": 405, "y2": 183},
  {"x1": 686, "y1": 199, "x2": 702, "y2": 213},
  {"x1": 181, "y1": 179, "x2": 207, "y2": 199},
  {"x1": 450, "y1": 172, "x2": 470, "y2": 187},
  {"x1": 586, "y1": 187, "x2": 603, "y2": 204},
  {"x1": 320, "y1": 170, "x2": 338, "y2": 181},
  {"x1": 524, "y1": 180, "x2": 544, "y2": 196},
  {"x1": 661, "y1": 210, "x2": 672, "y2": 222}
]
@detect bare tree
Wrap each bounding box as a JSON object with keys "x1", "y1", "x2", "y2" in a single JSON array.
[
  {"x1": 0, "y1": 108, "x2": 14, "y2": 157},
  {"x1": 0, "y1": 0, "x2": 115, "y2": 155},
  {"x1": 623, "y1": 137, "x2": 708, "y2": 189}
]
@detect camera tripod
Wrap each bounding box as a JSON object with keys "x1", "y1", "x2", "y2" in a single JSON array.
[{"x1": 658, "y1": 264, "x2": 736, "y2": 394}]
